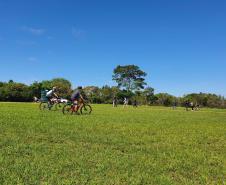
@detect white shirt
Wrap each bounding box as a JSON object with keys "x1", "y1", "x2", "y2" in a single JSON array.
[{"x1": 46, "y1": 90, "x2": 53, "y2": 97}]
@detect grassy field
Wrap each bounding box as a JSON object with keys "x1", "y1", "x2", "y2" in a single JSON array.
[{"x1": 0, "y1": 103, "x2": 225, "y2": 185}]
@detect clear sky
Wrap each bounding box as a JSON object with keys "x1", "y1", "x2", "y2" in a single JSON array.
[{"x1": 0, "y1": 0, "x2": 225, "y2": 96}]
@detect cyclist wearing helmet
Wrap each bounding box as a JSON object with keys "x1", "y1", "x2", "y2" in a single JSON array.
[
  {"x1": 46, "y1": 87, "x2": 58, "y2": 104},
  {"x1": 71, "y1": 86, "x2": 84, "y2": 102},
  {"x1": 71, "y1": 86, "x2": 85, "y2": 110}
]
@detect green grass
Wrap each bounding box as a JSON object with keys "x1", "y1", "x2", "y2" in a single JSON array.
[{"x1": 0, "y1": 103, "x2": 225, "y2": 185}]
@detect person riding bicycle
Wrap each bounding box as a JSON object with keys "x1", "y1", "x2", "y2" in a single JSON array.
[
  {"x1": 71, "y1": 86, "x2": 85, "y2": 111},
  {"x1": 46, "y1": 87, "x2": 58, "y2": 105}
]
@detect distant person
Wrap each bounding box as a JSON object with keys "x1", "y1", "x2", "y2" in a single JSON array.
[
  {"x1": 123, "y1": 97, "x2": 128, "y2": 108},
  {"x1": 113, "y1": 96, "x2": 117, "y2": 107},
  {"x1": 33, "y1": 96, "x2": 38, "y2": 103},
  {"x1": 172, "y1": 101, "x2": 177, "y2": 109},
  {"x1": 71, "y1": 86, "x2": 85, "y2": 111},
  {"x1": 133, "y1": 99, "x2": 138, "y2": 107},
  {"x1": 195, "y1": 103, "x2": 200, "y2": 111},
  {"x1": 190, "y1": 102, "x2": 194, "y2": 111},
  {"x1": 185, "y1": 100, "x2": 189, "y2": 111},
  {"x1": 46, "y1": 87, "x2": 58, "y2": 105}
]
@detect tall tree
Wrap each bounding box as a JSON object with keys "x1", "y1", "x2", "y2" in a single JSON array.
[
  {"x1": 155, "y1": 93, "x2": 175, "y2": 106},
  {"x1": 4, "y1": 82, "x2": 32, "y2": 102},
  {"x1": 142, "y1": 87, "x2": 155, "y2": 104},
  {"x1": 83, "y1": 86, "x2": 101, "y2": 103},
  {"x1": 112, "y1": 65, "x2": 147, "y2": 91},
  {"x1": 41, "y1": 78, "x2": 72, "y2": 98},
  {"x1": 29, "y1": 81, "x2": 42, "y2": 98}
]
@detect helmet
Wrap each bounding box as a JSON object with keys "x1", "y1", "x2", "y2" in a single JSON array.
[
  {"x1": 77, "y1": 86, "x2": 82, "y2": 90},
  {"x1": 52, "y1": 87, "x2": 57, "y2": 91}
]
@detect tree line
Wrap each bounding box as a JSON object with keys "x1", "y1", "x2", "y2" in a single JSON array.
[{"x1": 0, "y1": 65, "x2": 225, "y2": 108}]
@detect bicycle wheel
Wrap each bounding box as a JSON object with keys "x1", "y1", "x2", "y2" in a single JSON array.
[
  {"x1": 39, "y1": 102, "x2": 49, "y2": 110},
  {"x1": 54, "y1": 102, "x2": 64, "y2": 111},
  {"x1": 80, "y1": 104, "x2": 92, "y2": 115},
  {"x1": 62, "y1": 104, "x2": 74, "y2": 115}
]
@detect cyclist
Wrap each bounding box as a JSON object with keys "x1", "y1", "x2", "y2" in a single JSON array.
[
  {"x1": 46, "y1": 87, "x2": 58, "y2": 105},
  {"x1": 71, "y1": 86, "x2": 85, "y2": 111}
]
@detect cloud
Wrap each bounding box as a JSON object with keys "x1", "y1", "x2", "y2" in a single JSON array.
[
  {"x1": 72, "y1": 27, "x2": 85, "y2": 39},
  {"x1": 21, "y1": 26, "x2": 45, "y2": 35}
]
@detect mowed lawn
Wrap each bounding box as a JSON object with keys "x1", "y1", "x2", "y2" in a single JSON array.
[{"x1": 0, "y1": 103, "x2": 225, "y2": 185}]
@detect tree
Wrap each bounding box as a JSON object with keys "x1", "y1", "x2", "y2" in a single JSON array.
[
  {"x1": 3, "y1": 82, "x2": 32, "y2": 102},
  {"x1": 112, "y1": 65, "x2": 147, "y2": 92},
  {"x1": 0, "y1": 82, "x2": 5, "y2": 87},
  {"x1": 155, "y1": 93, "x2": 175, "y2": 106},
  {"x1": 41, "y1": 78, "x2": 72, "y2": 98},
  {"x1": 181, "y1": 93, "x2": 225, "y2": 108},
  {"x1": 51, "y1": 78, "x2": 72, "y2": 98},
  {"x1": 83, "y1": 86, "x2": 102, "y2": 103},
  {"x1": 142, "y1": 87, "x2": 155, "y2": 104},
  {"x1": 0, "y1": 82, "x2": 7, "y2": 101},
  {"x1": 29, "y1": 81, "x2": 42, "y2": 98},
  {"x1": 41, "y1": 80, "x2": 52, "y2": 90},
  {"x1": 100, "y1": 85, "x2": 114, "y2": 104},
  {"x1": 117, "y1": 89, "x2": 134, "y2": 104}
]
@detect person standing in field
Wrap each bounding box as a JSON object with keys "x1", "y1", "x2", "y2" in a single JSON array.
[
  {"x1": 113, "y1": 96, "x2": 117, "y2": 107},
  {"x1": 123, "y1": 97, "x2": 128, "y2": 108},
  {"x1": 33, "y1": 96, "x2": 39, "y2": 103},
  {"x1": 133, "y1": 99, "x2": 138, "y2": 107},
  {"x1": 190, "y1": 102, "x2": 194, "y2": 111},
  {"x1": 185, "y1": 100, "x2": 189, "y2": 111},
  {"x1": 172, "y1": 101, "x2": 177, "y2": 109},
  {"x1": 195, "y1": 103, "x2": 200, "y2": 111}
]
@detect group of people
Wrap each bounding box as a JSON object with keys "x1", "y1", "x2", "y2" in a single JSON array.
[
  {"x1": 40, "y1": 88, "x2": 200, "y2": 111},
  {"x1": 112, "y1": 97, "x2": 138, "y2": 108},
  {"x1": 40, "y1": 86, "x2": 85, "y2": 111},
  {"x1": 185, "y1": 101, "x2": 200, "y2": 111},
  {"x1": 41, "y1": 87, "x2": 138, "y2": 109},
  {"x1": 172, "y1": 101, "x2": 200, "y2": 111}
]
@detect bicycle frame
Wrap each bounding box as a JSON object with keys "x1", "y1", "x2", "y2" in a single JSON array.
[
  {"x1": 72, "y1": 100, "x2": 84, "y2": 112},
  {"x1": 63, "y1": 99, "x2": 92, "y2": 115}
]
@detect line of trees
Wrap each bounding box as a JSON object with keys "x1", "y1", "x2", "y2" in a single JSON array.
[
  {"x1": 0, "y1": 65, "x2": 225, "y2": 108},
  {"x1": 0, "y1": 78, "x2": 226, "y2": 108},
  {"x1": 0, "y1": 79, "x2": 225, "y2": 108}
]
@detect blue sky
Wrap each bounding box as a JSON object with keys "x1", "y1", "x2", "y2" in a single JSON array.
[{"x1": 0, "y1": 0, "x2": 225, "y2": 96}]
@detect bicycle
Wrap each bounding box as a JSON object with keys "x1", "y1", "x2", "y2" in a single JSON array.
[
  {"x1": 52, "y1": 98, "x2": 66, "y2": 110},
  {"x1": 62, "y1": 99, "x2": 92, "y2": 115},
  {"x1": 39, "y1": 98, "x2": 66, "y2": 111}
]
